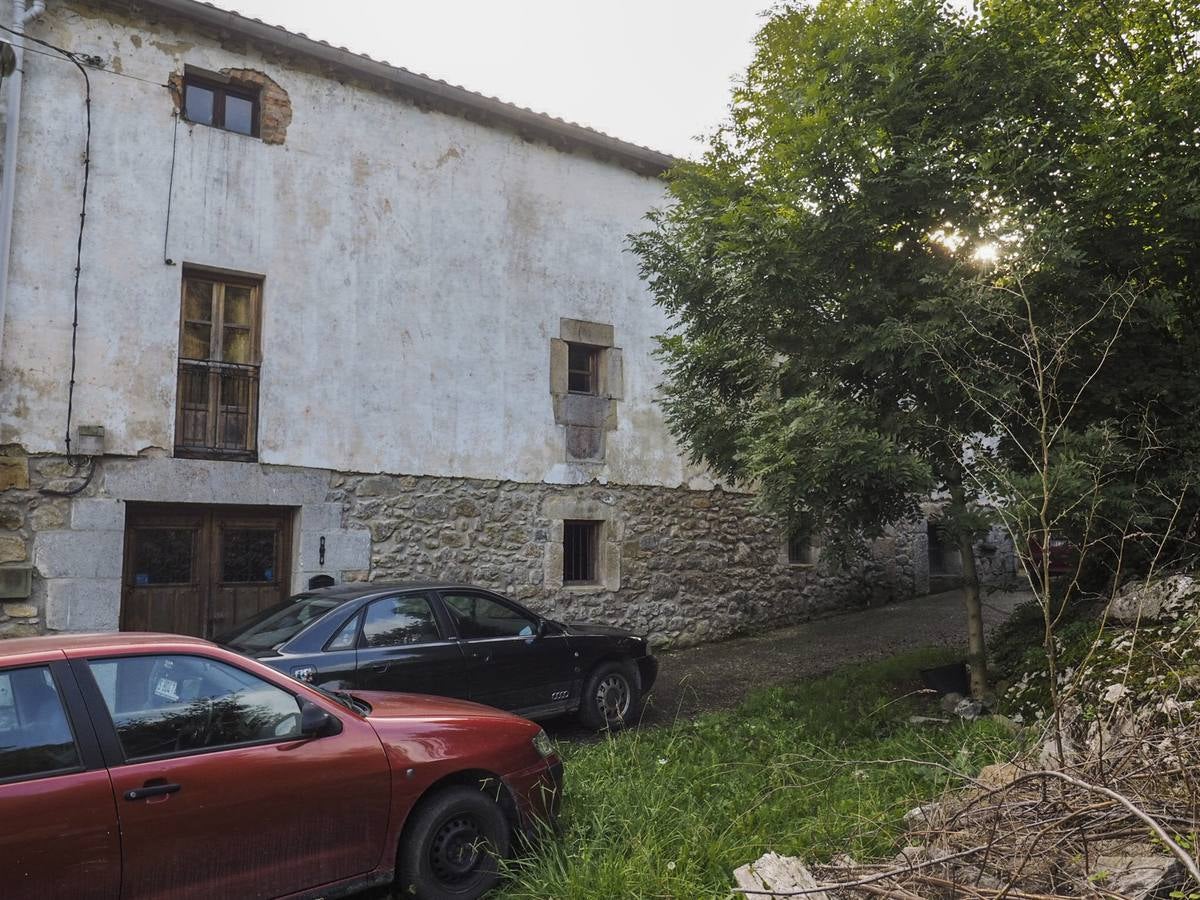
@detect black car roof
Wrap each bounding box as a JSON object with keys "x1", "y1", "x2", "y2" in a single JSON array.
[{"x1": 303, "y1": 582, "x2": 482, "y2": 600}]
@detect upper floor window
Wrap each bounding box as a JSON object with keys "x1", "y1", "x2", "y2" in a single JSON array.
[
  {"x1": 550, "y1": 319, "x2": 624, "y2": 462},
  {"x1": 567, "y1": 343, "x2": 600, "y2": 395},
  {"x1": 175, "y1": 271, "x2": 262, "y2": 461},
  {"x1": 183, "y1": 74, "x2": 259, "y2": 137}
]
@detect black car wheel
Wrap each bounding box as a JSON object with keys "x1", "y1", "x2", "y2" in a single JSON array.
[
  {"x1": 396, "y1": 786, "x2": 511, "y2": 899},
  {"x1": 579, "y1": 660, "x2": 641, "y2": 731}
]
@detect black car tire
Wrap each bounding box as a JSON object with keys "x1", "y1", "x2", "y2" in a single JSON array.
[
  {"x1": 579, "y1": 660, "x2": 641, "y2": 731},
  {"x1": 396, "y1": 785, "x2": 511, "y2": 900}
]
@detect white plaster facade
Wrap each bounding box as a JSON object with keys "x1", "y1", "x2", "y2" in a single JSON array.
[
  {"x1": 0, "y1": 0, "x2": 751, "y2": 636},
  {"x1": 0, "y1": 0, "x2": 714, "y2": 491},
  {"x1": 0, "y1": 2, "x2": 944, "y2": 643}
]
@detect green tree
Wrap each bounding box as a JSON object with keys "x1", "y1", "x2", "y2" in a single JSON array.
[{"x1": 631, "y1": 0, "x2": 1200, "y2": 699}]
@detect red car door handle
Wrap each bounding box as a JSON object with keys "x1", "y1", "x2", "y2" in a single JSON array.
[{"x1": 124, "y1": 782, "x2": 181, "y2": 801}]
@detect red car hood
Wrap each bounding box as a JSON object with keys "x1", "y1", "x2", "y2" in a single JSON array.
[{"x1": 349, "y1": 690, "x2": 518, "y2": 722}]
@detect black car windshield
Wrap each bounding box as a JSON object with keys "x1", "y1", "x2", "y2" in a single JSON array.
[{"x1": 224, "y1": 595, "x2": 342, "y2": 651}]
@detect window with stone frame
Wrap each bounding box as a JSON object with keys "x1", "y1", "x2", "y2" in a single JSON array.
[
  {"x1": 550, "y1": 319, "x2": 623, "y2": 463},
  {"x1": 175, "y1": 271, "x2": 262, "y2": 461},
  {"x1": 563, "y1": 520, "x2": 601, "y2": 584},
  {"x1": 182, "y1": 72, "x2": 260, "y2": 137}
]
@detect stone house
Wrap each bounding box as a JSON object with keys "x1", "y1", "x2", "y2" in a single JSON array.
[{"x1": 0, "y1": 0, "x2": 936, "y2": 646}]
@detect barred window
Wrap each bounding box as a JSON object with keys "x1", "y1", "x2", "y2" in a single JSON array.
[
  {"x1": 787, "y1": 534, "x2": 813, "y2": 566},
  {"x1": 563, "y1": 520, "x2": 601, "y2": 584},
  {"x1": 175, "y1": 272, "x2": 262, "y2": 460}
]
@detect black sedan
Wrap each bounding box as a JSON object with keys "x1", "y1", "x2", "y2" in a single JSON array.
[{"x1": 219, "y1": 582, "x2": 658, "y2": 730}]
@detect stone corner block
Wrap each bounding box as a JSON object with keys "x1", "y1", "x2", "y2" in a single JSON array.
[
  {"x1": 0, "y1": 457, "x2": 29, "y2": 492},
  {"x1": 45, "y1": 578, "x2": 121, "y2": 632},
  {"x1": 71, "y1": 498, "x2": 126, "y2": 531},
  {"x1": 33, "y1": 530, "x2": 124, "y2": 579},
  {"x1": 296, "y1": 528, "x2": 371, "y2": 574},
  {"x1": 0, "y1": 535, "x2": 28, "y2": 564},
  {"x1": 299, "y1": 502, "x2": 344, "y2": 532}
]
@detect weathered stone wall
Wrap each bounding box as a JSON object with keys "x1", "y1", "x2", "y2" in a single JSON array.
[
  {"x1": 0, "y1": 448, "x2": 82, "y2": 637},
  {"x1": 336, "y1": 471, "x2": 924, "y2": 647},
  {"x1": 0, "y1": 450, "x2": 928, "y2": 647},
  {"x1": 975, "y1": 524, "x2": 1020, "y2": 589},
  {"x1": 911, "y1": 513, "x2": 1020, "y2": 596}
]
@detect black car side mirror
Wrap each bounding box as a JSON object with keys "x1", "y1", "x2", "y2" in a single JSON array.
[{"x1": 300, "y1": 699, "x2": 343, "y2": 738}]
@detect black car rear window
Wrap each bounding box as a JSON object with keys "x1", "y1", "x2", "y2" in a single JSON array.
[{"x1": 224, "y1": 595, "x2": 341, "y2": 651}]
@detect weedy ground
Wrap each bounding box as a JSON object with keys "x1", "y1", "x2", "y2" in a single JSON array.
[{"x1": 500, "y1": 647, "x2": 1019, "y2": 899}]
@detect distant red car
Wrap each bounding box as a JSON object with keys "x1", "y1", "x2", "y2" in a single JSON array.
[
  {"x1": 1027, "y1": 536, "x2": 1076, "y2": 576},
  {"x1": 0, "y1": 633, "x2": 562, "y2": 900}
]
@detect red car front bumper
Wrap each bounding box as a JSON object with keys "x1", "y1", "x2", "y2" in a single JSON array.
[{"x1": 504, "y1": 755, "x2": 564, "y2": 833}]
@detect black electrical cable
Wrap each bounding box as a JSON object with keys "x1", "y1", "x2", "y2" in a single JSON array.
[
  {"x1": 38, "y1": 455, "x2": 97, "y2": 497},
  {"x1": 7, "y1": 38, "x2": 168, "y2": 90},
  {"x1": 164, "y1": 111, "x2": 179, "y2": 264},
  {"x1": 0, "y1": 23, "x2": 91, "y2": 461}
]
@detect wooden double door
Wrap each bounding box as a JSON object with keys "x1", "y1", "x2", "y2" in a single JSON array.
[{"x1": 122, "y1": 504, "x2": 293, "y2": 639}]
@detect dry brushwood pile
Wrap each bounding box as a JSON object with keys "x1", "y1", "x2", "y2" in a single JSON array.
[
  {"x1": 858, "y1": 722, "x2": 1198, "y2": 898},
  {"x1": 734, "y1": 577, "x2": 1200, "y2": 899},
  {"x1": 735, "y1": 718, "x2": 1200, "y2": 898}
]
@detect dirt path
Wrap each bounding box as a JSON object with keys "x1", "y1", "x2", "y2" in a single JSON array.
[{"x1": 548, "y1": 589, "x2": 1028, "y2": 737}]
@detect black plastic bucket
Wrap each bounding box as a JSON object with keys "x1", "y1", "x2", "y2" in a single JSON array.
[{"x1": 918, "y1": 661, "x2": 970, "y2": 696}]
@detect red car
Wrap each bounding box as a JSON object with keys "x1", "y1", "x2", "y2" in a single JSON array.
[{"x1": 0, "y1": 633, "x2": 562, "y2": 899}]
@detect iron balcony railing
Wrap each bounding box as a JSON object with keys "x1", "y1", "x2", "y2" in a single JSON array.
[{"x1": 175, "y1": 358, "x2": 259, "y2": 460}]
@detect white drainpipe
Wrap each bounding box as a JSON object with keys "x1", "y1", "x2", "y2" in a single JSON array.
[{"x1": 0, "y1": 0, "x2": 47, "y2": 369}]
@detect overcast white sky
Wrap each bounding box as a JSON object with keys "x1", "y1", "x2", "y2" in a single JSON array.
[{"x1": 207, "y1": 1, "x2": 772, "y2": 159}]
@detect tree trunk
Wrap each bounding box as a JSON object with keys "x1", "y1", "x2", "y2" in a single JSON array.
[{"x1": 956, "y1": 528, "x2": 989, "y2": 698}]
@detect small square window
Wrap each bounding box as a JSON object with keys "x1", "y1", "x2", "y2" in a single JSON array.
[
  {"x1": 563, "y1": 520, "x2": 601, "y2": 584},
  {"x1": 567, "y1": 343, "x2": 600, "y2": 395},
  {"x1": 182, "y1": 74, "x2": 259, "y2": 137},
  {"x1": 787, "y1": 534, "x2": 813, "y2": 566}
]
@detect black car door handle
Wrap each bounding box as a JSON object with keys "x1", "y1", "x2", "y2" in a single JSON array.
[
  {"x1": 364, "y1": 661, "x2": 391, "y2": 673},
  {"x1": 124, "y1": 782, "x2": 181, "y2": 801}
]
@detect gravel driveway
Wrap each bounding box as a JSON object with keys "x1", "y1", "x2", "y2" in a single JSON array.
[{"x1": 549, "y1": 588, "x2": 1028, "y2": 737}]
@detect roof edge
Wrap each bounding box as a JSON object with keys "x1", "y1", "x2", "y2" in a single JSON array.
[{"x1": 137, "y1": 0, "x2": 679, "y2": 176}]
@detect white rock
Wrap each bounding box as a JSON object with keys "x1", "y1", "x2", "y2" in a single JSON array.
[
  {"x1": 733, "y1": 852, "x2": 830, "y2": 900},
  {"x1": 1102, "y1": 683, "x2": 1129, "y2": 704},
  {"x1": 1106, "y1": 574, "x2": 1200, "y2": 624},
  {"x1": 953, "y1": 697, "x2": 984, "y2": 720},
  {"x1": 908, "y1": 715, "x2": 950, "y2": 725},
  {"x1": 903, "y1": 803, "x2": 939, "y2": 826},
  {"x1": 893, "y1": 845, "x2": 928, "y2": 867},
  {"x1": 1091, "y1": 855, "x2": 1184, "y2": 899}
]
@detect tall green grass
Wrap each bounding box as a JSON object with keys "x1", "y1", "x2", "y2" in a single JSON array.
[{"x1": 503, "y1": 648, "x2": 1018, "y2": 898}]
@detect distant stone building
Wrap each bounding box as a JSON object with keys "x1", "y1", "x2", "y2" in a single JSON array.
[{"x1": 0, "y1": 0, "x2": 945, "y2": 646}]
